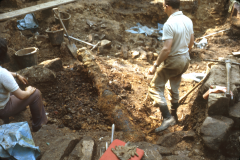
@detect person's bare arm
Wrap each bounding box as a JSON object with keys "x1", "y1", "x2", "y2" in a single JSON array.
[
  {"x1": 10, "y1": 72, "x2": 28, "y2": 85},
  {"x1": 188, "y1": 34, "x2": 194, "y2": 53},
  {"x1": 12, "y1": 86, "x2": 36, "y2": 100},
  {"x1": 148, "y1": 39, "x2": 173, "y2": 75}
]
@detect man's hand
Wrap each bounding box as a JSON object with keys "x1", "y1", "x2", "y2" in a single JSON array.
[
  {"x1": 18, "y1": 75, "x2": 28, "y2": 85},
  {"x1": 148, "y1": 66, "x2": 157, "y2": 75},
  {"x1": 25, "y1": 86, "x2": 36, "y2": 95}
]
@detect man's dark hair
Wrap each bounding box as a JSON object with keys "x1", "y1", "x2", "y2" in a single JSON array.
[
  {"x1": 0, "y1": 38, "x2": 9, "y2": 64},
  {"x1": 165, "y1": 0, "x2": 180, "y2": 9}
]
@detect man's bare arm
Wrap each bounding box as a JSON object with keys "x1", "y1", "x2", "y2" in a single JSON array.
[
  {"x1": 148, "y1": 39, "x2": 173, "y2": 75},
  {"x1": 188, "y1": 34, "x2": 194, "y2": 53},
  {"x1": 10, "y1": 72, "x2": 28, "y2": 84},
  {"x1": 155, "y1": 39, "x2": 173, "y2": 66},
  {"x1": 12, "y1": 87, "x2": 36, "y2": 100}
]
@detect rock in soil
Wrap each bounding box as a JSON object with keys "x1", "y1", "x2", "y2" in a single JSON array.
[
  {"x1": 200, "y1": 116, "x2": 234, "y2": 150},
  {"x1": 33, "y1": 124, "x2": 79, "y2": 159},
  {"x1": 131, "y1": 50, "x2": 140, "y2": 59},
  {"x1": 128, "y1": 142, "x2": 163, "y2": 160},
  {"x1": 100, "y1": 39, "x2": 111, "y2": 48},
  {"x1": 156, "y1": 130, "x2": 195, "y2": 147},
  {"x1": 165, "y1": 155, "x2": 191, "y2": 160},
  {"x1": 123, "y1": 82, "x2": 131, "y2": 91},
  {"x1": 221, "y1": 131, "x2": 240, "y2": 158},
  {"x1": 17, "y1": 65, "x2": 56, "y2": 87},
  {"x1": 208, "y1": 93, "x2": 229, "y2": 116},
  {"x1": 139, "y1": 48, "x2": 147, "y2": 60},
  {"x1": 229, "y1": 102, "x2": 240, "y2": 129},
  {"x1": 40, "y1": 135, "x2": 79, "y2": 160},
  {"x1": 201, "y1": 64, "x2": 240, "y2": 104},
  {"x1": 39, "y1": 58, "x2": 63, "y2": 72},
  {"x1": 68, "y1": 137, "x2": 95, "y2": 160}
]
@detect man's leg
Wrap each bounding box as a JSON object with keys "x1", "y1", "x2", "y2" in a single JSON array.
[
  {"x1": 0, "y1": 89, "x2": 47, "y2": 132},
  {"x1": 168, "y1": 75, "x2": 182, "y2": 122},
  {"x1": 148, "y1": 67, "x2": 176, "y2": 133},
  {"x1": 167, "y1": 55, "x2": 190, "y2": 122}
]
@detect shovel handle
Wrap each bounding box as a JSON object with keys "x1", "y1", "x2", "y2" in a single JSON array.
[
  {"x1": 225, "y1": 60, "x2": 231, "y2": 98},
  {"x1": 52, "y1": 8, "x2": 71, "y2": 42}
]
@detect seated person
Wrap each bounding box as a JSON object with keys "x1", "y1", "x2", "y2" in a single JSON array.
[{"x1": 0, "y1": 38, "x2": 47, "y2": 132}]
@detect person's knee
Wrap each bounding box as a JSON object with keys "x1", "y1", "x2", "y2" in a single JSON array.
[{"x1": 33, "y1": 89, "x2": 42, "y2": 98}]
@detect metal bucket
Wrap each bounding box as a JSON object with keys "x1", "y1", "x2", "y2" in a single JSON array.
[
  {"x1": 46, "y1": 28, "x2": 64, "y2": 46},
  {"x1": 54, "y1": 11, "x2": 71, "y2": 30},
  {"x1": 15, "y1": 47, "x2": 38, "y2": 68}
]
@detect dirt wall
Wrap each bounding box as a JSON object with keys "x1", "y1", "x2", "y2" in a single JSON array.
[{"x1": 110, "y1": 0, "x2": 229, "y2": 32}]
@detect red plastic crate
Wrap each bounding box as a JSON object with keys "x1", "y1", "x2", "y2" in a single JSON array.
[{"x1": 99, "y1": 139, "x2": 144, "y2": 160}]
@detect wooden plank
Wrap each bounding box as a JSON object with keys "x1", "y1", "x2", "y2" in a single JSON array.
[
  {"x1": 0, "y1": 0, "x2": 76, "y2": 22},
  {"x1": 232, "y1": 52, "x2": 240, "y2": 56}
]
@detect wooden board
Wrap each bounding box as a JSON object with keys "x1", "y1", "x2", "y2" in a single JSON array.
[
  {"x1": 0, "y1": 0, "x2": 76, "y2": 22},
  {"x1": 232, "y1": 52, "x2": 240, "y2": 56}
]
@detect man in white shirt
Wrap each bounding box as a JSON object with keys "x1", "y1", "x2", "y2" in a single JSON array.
[
  {"x1": 148, "y1": 0, "x2": 194, "y2": 132},
  {"x1": 0, "y1": 38, "x2": 47, "y2": 131}
]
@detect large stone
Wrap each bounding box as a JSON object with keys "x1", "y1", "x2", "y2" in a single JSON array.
[
  {"x1": 33, "y1": 124, "x2": 79, "y2": 159},
  {"x1": 39, "y1": 58, "x2": 63, "y2": 72},
  {"x1": 208, "y1": 93, "x2": 229, "y2": 115},
  {"x1": 229, "y1": 102, "x2": 240, "y2": 129},
  {"x1": 221, "y1": 131, "x2": 240, "y2": 158},
  {"x1": 200, "y1": 116, "x2": 234, "y2": 150},
  {"x1": 141, "y1": 146, "x2": 162, "y2": 160},
  {"x1": 157, "y1": 146, "x2": 173, "y2": 155},
  {"x1": 201, "y1": 63, "x2": 240, "y2": 104},
  {"x1": 128, "y1": 142, "x2": 163, "y2": 160},
  {"x1": 41, "y1": 136, "x2": 79, "y2": 160},
  {"x1": 17, "y1": 65, "x2": 56, "y2": 89},
  {"x1": 156, "y1": 130, "x2": 195, "y2": 147},
  {"x1": 68, "y1": 137, "x2": 95, "y2": 160},
  {"x1": 165, "y1": 155, "x2": 191, "y2": 160}
]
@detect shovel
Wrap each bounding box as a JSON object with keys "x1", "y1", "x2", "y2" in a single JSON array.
[{"x1": 53, "y1": 8, "x2": 78, "y2": 59}]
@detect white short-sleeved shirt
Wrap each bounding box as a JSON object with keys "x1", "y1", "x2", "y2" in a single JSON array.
[
  {"x1": 162, "y1": 11, "x2": 194, "y2": 57},
  {"x1": 0, "y1": 67, "x2": 19, "y2": 109}
]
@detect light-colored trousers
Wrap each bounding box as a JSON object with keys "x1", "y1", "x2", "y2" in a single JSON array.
[{"x1": 148, "y1": 53, "x2": 190, "y2": 107}]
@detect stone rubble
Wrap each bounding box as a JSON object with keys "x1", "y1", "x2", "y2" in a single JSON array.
[{"x1": 200, "y1": 116, "x2": 234, "y2": 150}]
